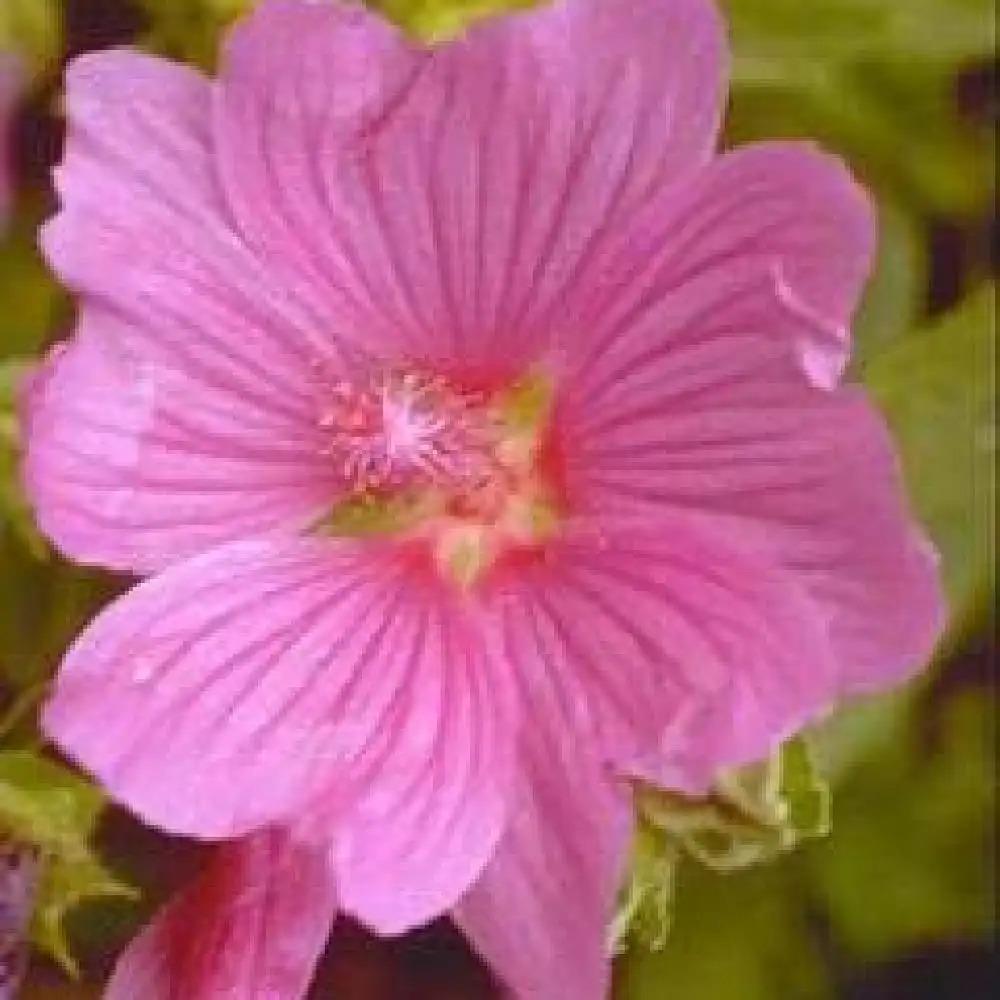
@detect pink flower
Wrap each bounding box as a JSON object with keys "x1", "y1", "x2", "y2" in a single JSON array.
[
  {"x1": 103, "y1": 830, "x2": 339, "y2": 1000},
  {"x1": 23, "y1": 0, "x2": 944, "y2": 996},
  {"x1": 0, "y1": 52, "x2": 23, "y2": 228}
]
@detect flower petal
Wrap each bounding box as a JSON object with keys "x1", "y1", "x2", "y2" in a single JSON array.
[
  {"x1": 45, "y1": 49, "x2": 334, "y2": 363},
  {"x1": 213, "y1": 0, "x2": 424, "y2": 356},
  {"x1": 331, "y1": 564, "x2": 515, "y2": 935},
  {"x1": 453, "y1": 709, "x2": 630, "y2": 1000},
  {"x1": 43, "y1": 538, "x2": 513, "y2": 911},
  {"x1": 561, "y1": 142, "x2": 875, "y2": 395},
  {"x1": 482, "y1": 520, "x2": 838, "y2": 793},
  {"x1": 554, "y1": 141, "x2": 942, "y2": 691},
  {"x1": 22, "y1": 309, "x2": 338, "y2": 573},
  {"x1": 105, "y1": 828, "x2": 337, "y2": 1000},
  {"x1": 33, "y1": 50, "x2": 355, "y2": 572},
  {"x1": 562, "y1": 372, "x2": 944, "y2": 695},
  {"x1": 214, "y1": 0, "x2": 727, "y2": 368}
]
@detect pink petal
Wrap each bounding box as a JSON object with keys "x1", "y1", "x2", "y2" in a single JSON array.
[
  {"x1": 214, "y1": 0, "x2": 726, "y2": 369},
  {"x1": 0, "y1": 52, "x2": 23, "y2": 227},
  {"x1": 482, "y1": 520, "x2": 838, "y2": 794},
  {"x1": 33, "y1": 50, "x2": 355, "y2": 571},
  {"x1": 105, "y1": 828, "x2": 337, "y2": 1000},
  {"x1": 553, "y1": 141, "x2": 941, "y2": 693},
  {"x1": 454, "y1": 710, "x2": 631, "y2": 1000},
  {"x1": 332, "y1": 564, "x2": 515, "y2": 935},
  {"x1": 21, "y1": 308, "x2": 338, "y2": 573},
  {"x1": 44, "y1": 538, "x2": 512, "y2": 926},
  {"x1": 560, "y1": 142, "x2": 876, "y2": 396},
  {"x1": 561, "y1": 351, "x2": 943, "y2": 696},
  {"x1": 213, "y1": 0, "x2": 425, "y2": 357},
  {"x1": 44, "y1": 50, "x2": 332, "y2": 358}
]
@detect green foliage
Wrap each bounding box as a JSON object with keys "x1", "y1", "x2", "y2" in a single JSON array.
[
  {"x1": 0, "y1": 0, "x2": 63, "y2": 77},
  {"x1": 0, "y1": 203, "x2": 65, "y2": 361},
  {"x1": 617, "y1": 859, "x2": 834, "y2": 1000},
  {"x1": 615, "y1": 739, "x2": 831, "y2": 954},
  {"x1": 136, "y1": 0, "x2": 245, "y2": 69},
  {"x1": 724, "y1": 1, "x2": 995, "y2": 216},
  {"x1": 644, "y1": 739, "x2": 831, "y2": 874},
  {"x1": 375, "y1": 0, "x2": 538, "y2": 38},
  {"x1": 851, "y1": 199, "x2": 926, "y2": 362},
  {"x1": 1, "y1": 357, "x2": 47, "y2": 557},
  {"x1": 865, "y1": 284, "x2": 997, "y2": 630},
  {"x1": 0, "y1": 753, "x2": 136, "y2": 976},
  {"x1": 618, "y1": 685, "x2": 995, "y2": 1000},
  {"x1": 723, "y1": 0, "x2": 995, "y2": 76},
  {"x1": 813, "y1": 691, "x2": 995, "y2": 957},
  {"x1": 613, "y1": 822, "x2": 681, "y2": 955}
]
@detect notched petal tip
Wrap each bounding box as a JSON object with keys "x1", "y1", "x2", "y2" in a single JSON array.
[
  {"x1": 759, "y1": 142, "x2": 877, "y2": 389},
  {"x1": 770, "y1": 259, "x2": 851, "y2": 390}
]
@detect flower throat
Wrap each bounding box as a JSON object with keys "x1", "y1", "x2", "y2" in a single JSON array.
[{"x1": 315, "y1": 367, "x2": 558, "y2": 585}]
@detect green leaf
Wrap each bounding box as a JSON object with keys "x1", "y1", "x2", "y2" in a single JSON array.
[
  {"x1": 809, "y1": 688, "x2": 915, "y2": 781},
  {"x1": 1, "y1": 356, "x2": 47, "y2": 558},
  {"x1": 777, "y1": 739, "x2": 832, "y2": 839},
  {"x1": 0, "y1": 200, "x2": 67, "y2": 361},
  {"x1": 863, "y1": 284, "x2": 997, "y2": 632},
  {"x1": 373, "y1": 0, "x2": 537, "y2": 39},
  {"x1": 0, "y1": 753, "x2": 136, "y2": 976},
  {"x1": 616, "y1": 860, "x2": 833, "y2": 1000},
  {"x1": 852, "y1": 199, "x2": 926, "y2": 363},
  {"x1": 726, "y1": 64, "x2": 993, "y2": 217},
  {"x1": 136, "y1": 0, "x2": 247, "y2": 69},
  {"x1": 723, "y1": 0, "x2": 995, "y2": 79},
  {"x1": 810, "y1": 692, "x2": 995, "y2": 957},
  {"x1": 0, "y1": 0, "x2": 62, "y2": 78},
  {"x1": 0, "y1": 528, "x2": 112, "y2": 697},
  {"x1": 724, "y1": 0, "x2": 996, "y2": 216}
]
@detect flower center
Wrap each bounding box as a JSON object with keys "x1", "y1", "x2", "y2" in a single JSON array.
[
  {"x1": 315, "y1": 368, "x2": 558, "y2": 586},
  {"x1": 318, "y1": 371, "x2": 498, "y2": 497}
]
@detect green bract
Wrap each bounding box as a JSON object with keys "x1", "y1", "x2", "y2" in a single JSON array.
[
  {"x1": 0, "y1": 754, "x2": 135, "y2": 976},
  {"x1": 615, "y1": 738, "x2": 830, "y2": 953}
]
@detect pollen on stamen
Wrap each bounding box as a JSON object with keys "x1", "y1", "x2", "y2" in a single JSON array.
[{"x1": 315, "y1": 370, "x2": 500, "y2": 499}]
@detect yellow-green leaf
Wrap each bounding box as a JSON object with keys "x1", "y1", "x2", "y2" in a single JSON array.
[
  {"x1": 374, "y1": 0, "x2": 537, "y2": 39},
  {"x1": 616, "y1": 738, "x2": 831, "y2": 952},
  {"x1": 864, "y1": 284, "x2": 997, "y2": 633},
  {"x1": 0, "y1": 0, "x2": 62, "y2": 78},
  {"x1": 811, "y1": 692, "x2": 995, "y2": 957},
  {"x1": 0, "y1": 754, "x2": 137, "y2": 976}
]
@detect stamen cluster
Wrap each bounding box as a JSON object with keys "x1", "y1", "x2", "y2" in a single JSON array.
[{"x1": 317, "y1": 370, "x2": 499, "y2": 499}]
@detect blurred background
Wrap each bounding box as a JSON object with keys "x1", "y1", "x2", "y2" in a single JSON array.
[{"x1": 1, "y1": 1, "x2": 996, "y2": 998}]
